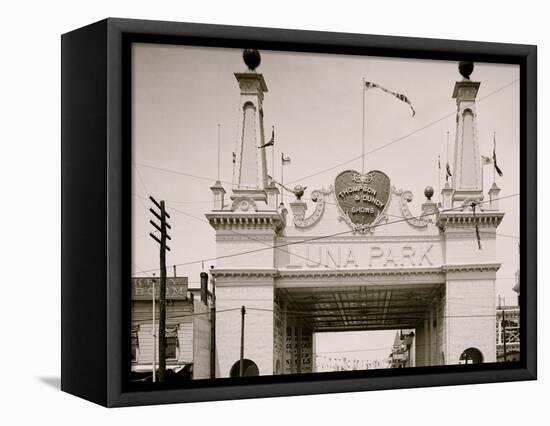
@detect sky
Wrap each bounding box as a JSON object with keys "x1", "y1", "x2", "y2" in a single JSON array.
[{"x1": 131, "y1": 43, "x2": 520, "y2": 362}]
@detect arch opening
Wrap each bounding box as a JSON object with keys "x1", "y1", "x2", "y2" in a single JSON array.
[
  {"x1": 230, "y1": 359, "x2": 260, "y2": 377},
  {"x1": 459, "y1": 347, "x2": 483, "y2": 364}
]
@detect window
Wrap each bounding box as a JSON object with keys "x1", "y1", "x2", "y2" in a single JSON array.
[
  {"x1": 165, "y1": 326, "x2": 179, "y2": 361},
  {"x1": 131, "y1": 325, "x2": 139, "y2": 362}
]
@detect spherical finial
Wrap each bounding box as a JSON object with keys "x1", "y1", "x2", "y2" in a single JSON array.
[
  {"x1": 243, "y1": 49, "x2": 261, "y2": 71},
  {"x1": 424, "y1": 186, "x2": 434, "y2": 201},
  {"x1": 458, "y1": 61, "x2": 474, "y2": 80}
]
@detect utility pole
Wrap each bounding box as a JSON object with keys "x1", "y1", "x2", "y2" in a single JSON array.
[
  {"x1": 149, "y1": 196, "x2": 171, "y2": 382},
  {"x1": 209, "y1": 265, "x2": 216, "y2": 379},
  {"x1": 240, "y1": 305, "x2": 246, "y2": 377},
  {"x1": 152, "y1": 273, "x2": 156, "y2": 382}
]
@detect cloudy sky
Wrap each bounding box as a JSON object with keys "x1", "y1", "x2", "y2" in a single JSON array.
[{"x1": 131, "y1": 43, "x2": 520, "y2": 362}]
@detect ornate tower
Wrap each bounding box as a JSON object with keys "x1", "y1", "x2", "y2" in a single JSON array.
[
  {"x1": 436, "y1": 62, "x2": 504, "y2": 365},
  {"x1": 451, "y1": 61, "x2": 483, "y2": 206},
  {"x1": 232, "y1": 49, "x2": 270, "y2": 202},
  {"x1": 206, "y1": 50, "x2": 284, "y2": 378}
]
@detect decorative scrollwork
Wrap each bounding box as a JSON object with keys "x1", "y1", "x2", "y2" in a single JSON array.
[
  {"x1": 230, "y1": 196, "x2": 257, "y2": 212},
  {"x1": 293, "y1": 186, "x2": 333, "y2": 228},
  {"x1": 392, "y1": 186, "x2": 431, "y2": 228},
  {"x1": 352, "y1": 172, "x2": 375, "y2": 184},
  {"x1": 337, "y1": 208, "x2": 389, "y2": 234}
]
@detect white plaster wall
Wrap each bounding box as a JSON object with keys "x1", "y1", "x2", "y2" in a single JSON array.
[
  {"x1": 215, "y1": 282, "x2": 275, "y2": 377},
  {"x1": 444, "y1": 229, "x2": 497, "y2": 265},
  {"x1": 215, "y1": 230, "x2": 276, "y2": 268},
  {"x1": 445, "y1": 276, "x2": 496, "y2": 364}
]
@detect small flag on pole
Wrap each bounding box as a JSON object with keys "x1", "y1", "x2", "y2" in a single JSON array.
[
  {"x1": 281, "y1": 153, "x2": 291, "y2": 165},
  {"x1": 492, "y1": 133, "x2": 503, "y2": 177},
  {"x1": 259, "y1": 127, "x2": 275, "y2": 149},
  {"x1": 446, "y1": 162, "x2": 452, "y2": 181},
  {"x1": 364, "y1": 81, "x2": 416, "y2": 116}
]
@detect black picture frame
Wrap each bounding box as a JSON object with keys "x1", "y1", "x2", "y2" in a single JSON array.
[{"x1": 61, "y1": 17, "x2": 537, "y2": 407}]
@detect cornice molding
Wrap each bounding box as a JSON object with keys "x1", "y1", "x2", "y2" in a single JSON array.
[
  {"x1": 278, "y1": 267, "x2": 443, "y2": 279},
  {"x1": 437, "y1": 211, "x2": 504, "y2": 229},
  {"x1": 206, "y1": 212, "x2": 285, "y2": 231},
  {"x1": 442, "y1": 262, "x2": 501, "y2": 273},
  {"x1": 211, "y1": 268, "x2": 278, "y2": 279},
  {"x1": 211, "y1": 263, "x2": 501, "y2": 279}
]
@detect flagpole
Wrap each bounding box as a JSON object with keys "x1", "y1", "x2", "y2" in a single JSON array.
[
  {"x1": 281, "y1": 153, "x2": 284, "y2": 205},
  {"x1": 481, "y1": 157, "x2": 492, "y2": 194},
  {"x1": 493, "y1": 132, "x2": 497, "y2": 183},
  {"x1": 446, "y1": 131, "x2": 450, "y2": 183},
  {"x1": 217, "y1": 124, "x2": 221, "y2": 181},
  {"x1": 361, "y1": 77, "x2": 365, "y2": 174},
  {"x1": 271, "y1": 126, "x2": 275, "y2": 185},
  {"x1": 438, "y1": 155, "x2": 441, "y2": 203}
]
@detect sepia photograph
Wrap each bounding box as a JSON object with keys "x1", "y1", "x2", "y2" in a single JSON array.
[{"x1": 130, "y1": 43, "x2": 520, "y2": 383}]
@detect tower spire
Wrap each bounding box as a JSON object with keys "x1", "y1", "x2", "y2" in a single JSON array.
[
  {"x1": 451, "y1": 61, "x2": 483, "y2": 205},
  {"x1": 231, "y1": 49, "x2": 270, "y2": 201}
]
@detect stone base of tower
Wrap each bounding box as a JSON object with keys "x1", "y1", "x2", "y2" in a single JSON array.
[
  {"x1": 214, "y1": 277, "x2": 276, "y2": 378},
  {"x1": 414, "y1": 272, "x2": 496, "y2": 367},
  {"x1": 445, "y1": 271, "x2": 496, "y2": 364}
]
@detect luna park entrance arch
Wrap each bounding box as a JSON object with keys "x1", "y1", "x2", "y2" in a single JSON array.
[
  {"x1": 205, "y1": 54, "x2": 504, "y2": 378},
  {"x1": 210, "y1": 200, "x2": 501, "y2": 378},
  {"x1": 272, "y1": 264, "x2": 447, "y2": 374}
]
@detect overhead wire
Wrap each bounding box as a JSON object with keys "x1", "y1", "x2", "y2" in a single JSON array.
[
  {"x1": 131, "y1": 79, "x2": 518, "y2": 191},
  {"x1": 137, "y1": 192, "x2": 519, "y2": 274},
  {"x1": 286, "y1": 78, "x2": 519, "y2": 185}
]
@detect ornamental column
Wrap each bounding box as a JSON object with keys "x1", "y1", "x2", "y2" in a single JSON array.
[
  {"x1": 438, "y1": 62, "x2": 504, "y2": 365},
  {"x1": 451, "y1": 61, "x2": 483, "y2": 206},
  {"x1": 232, "y1": 49, "x2": 270, "y2": 201},
  {"x1": 206, "y1": 50, "x2": 284, "y2": 378}
]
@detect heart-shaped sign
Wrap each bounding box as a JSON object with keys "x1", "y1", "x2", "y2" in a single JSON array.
[{"x1": 334, "y1": 170, "x2": 391, "y2": 230}]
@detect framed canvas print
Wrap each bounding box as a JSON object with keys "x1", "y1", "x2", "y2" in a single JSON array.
[{"x1": 61, "y1": 18, "x2": 537, "y2": 407}]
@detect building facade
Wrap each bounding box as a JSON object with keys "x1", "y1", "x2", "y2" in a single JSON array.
[
  {"x1": 388, "y1": 330, "x2": 416, "y2": 368},
  {"x1": 206, "y1": 52, "x2": 504, "y2": 377},
  {"x1": 131, "y1": 277, "x2": 212, "y2": 381}
]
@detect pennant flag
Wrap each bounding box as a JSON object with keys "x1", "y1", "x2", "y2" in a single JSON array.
[
  {"x1": 259, "y1": 126, "x2": 275, "y2": 149},
  {"x1": 446, "y1": 162, "x2": 452, "y2": 181},
  {"x1": 365, "y1": 81, "x2": 416, "y2": 116},
  {"x1": 492, "y1": 133, "x2": 503, "y2": 177},
  {"x1": 281, "y1": 153, "x2": 291, "y2": 165}
]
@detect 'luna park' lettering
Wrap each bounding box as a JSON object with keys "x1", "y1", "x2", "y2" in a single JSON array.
[{"x1": 285, "y1": 245, "x2": 435, "y2": 269}]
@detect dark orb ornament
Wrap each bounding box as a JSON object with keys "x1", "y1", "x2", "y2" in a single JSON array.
[
  {"x1": 292, "y1": 185, "x2": 307, "y2": 201},
  {"x1": 424, "y1": 186, "x2": 434, "y2": 201},
  {"x1": 458, "y1": 61, "x2": 474, "y2": 80},
  {"x1": 243, "y1": 49, "x2": 261, "y2": 71}
]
